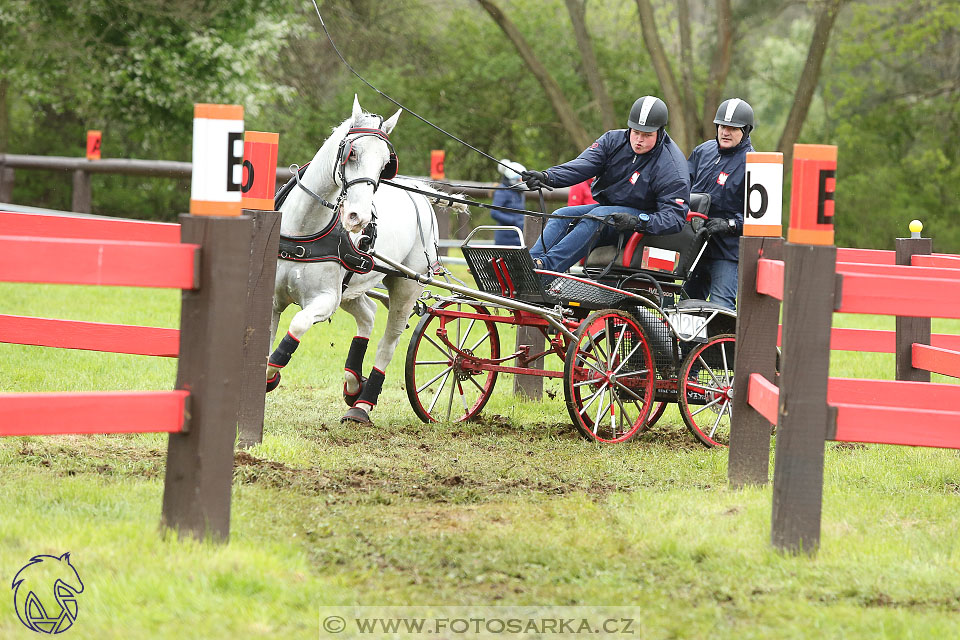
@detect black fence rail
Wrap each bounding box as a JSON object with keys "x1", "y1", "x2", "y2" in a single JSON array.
[{"x1": 0, "y1": 152, "x2": 570, "y2": 215}]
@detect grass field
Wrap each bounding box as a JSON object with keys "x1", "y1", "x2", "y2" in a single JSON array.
[{"x1": 2, "y1": 279, "x2": 960, "y2": 639}]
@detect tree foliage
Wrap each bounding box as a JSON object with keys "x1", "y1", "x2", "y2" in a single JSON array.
[{"x1": 1, "y1": 0, "x2": 957, "y2": 250}]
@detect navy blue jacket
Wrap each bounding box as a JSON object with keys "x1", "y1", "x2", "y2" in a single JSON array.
[
  {"x1": 688, "y1": 135, "x2": 753, "y2": 261},
  {"x1": 543, "y1": 129, "x2": 689, "y2": 235},
  {"x1": 490, "y1": 182, "x2": 526, "y2": 245}
]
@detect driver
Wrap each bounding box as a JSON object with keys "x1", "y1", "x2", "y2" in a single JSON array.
[{"x1": 523, "y1": 95, "x2": 690, "y2": 275}]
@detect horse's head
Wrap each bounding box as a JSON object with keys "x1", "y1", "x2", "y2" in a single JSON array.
[{"x1": 338, "y1": 95, "x2": 401, "y2": 233}]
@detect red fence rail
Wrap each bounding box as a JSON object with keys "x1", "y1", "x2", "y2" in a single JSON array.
[
  {"x1": 0, "y1": 208, "x2": 281, "y2": 542},
  {"x1": 732, "y1": 233, "x2": 960, "y2": 554}
]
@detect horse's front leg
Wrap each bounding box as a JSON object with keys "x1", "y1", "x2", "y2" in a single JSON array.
[
  {"x1": 342, "y1": 277, "x2": 422, "y2": 425},
  {"x1": 265, "y1": 305, "x2": 285, "y2": 391},
  {"x1": 265, "y1": 292, "x2": 339, "y2": 392},
  {"x1": 339, "y1": 294, "x2": 377, "y2": 406}
]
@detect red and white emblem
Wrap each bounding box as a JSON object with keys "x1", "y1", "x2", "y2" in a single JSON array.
[
  {"x1": 716, "y1": 172, "x2": 729, "y2": 186},
  {"x1": 629, "y1": 172, "x2": 640, "y2": 184},
  {"x1": 641, "y1": 246, "x2": 679, "y2": 272}
]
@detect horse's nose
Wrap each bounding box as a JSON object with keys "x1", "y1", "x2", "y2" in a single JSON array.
[{"x1": 344, "y1": 210, "x2": 363, "y2": 229}]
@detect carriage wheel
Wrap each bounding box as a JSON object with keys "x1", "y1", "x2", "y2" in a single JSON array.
[
  {"x1": 578, "y1": 326, "x2": 662, "y2": 436},
  {"x1": 646, "y1": 401, "x2": 668, "y2": 428},
  {"x1": 678, "y1": 334, "x2": 736, "y2": 448},
  {"x1": 563, "y1": 309, "x2": 655, "y2": 443},
  {"x1": 404, "y1": 301, "x2": 500, "y2": 423}
]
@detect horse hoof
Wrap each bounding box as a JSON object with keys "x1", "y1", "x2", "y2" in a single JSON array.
[
  {"x1": 341, "y1": 406, "x2": 373, "y2": 426},
  {"x1": 343, "y1": 376, "x2": 367, "y2": 407},
  {"x1": 266, "y1": 372, "x2": 281, "y2": 393}
]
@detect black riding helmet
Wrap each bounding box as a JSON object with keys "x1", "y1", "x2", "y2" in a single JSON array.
[
  {"x1": 714, "y1": 98, "x2": 754, "y2": 136},
  {"x1": 627, "y1": 96, "x2": 668, "y2": 132}
]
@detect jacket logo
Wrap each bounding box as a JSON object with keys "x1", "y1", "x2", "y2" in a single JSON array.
[
  {"x1": 590, "y1": 142, "x2": 599, "y2": 149},
  {"x1": 629, "y1": 172, "x2": 640, "y2": 185},
  {"x1": 717, "y1": 172, "x2": 729, "y2": 186}
]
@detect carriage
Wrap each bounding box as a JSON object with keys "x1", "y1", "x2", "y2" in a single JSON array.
[
  {"x1": 385, "y1": 194, "x2": 738, "y2": 447},
  {"x1": 269, "y1": 99, "x2": 737, "y2": 447}
]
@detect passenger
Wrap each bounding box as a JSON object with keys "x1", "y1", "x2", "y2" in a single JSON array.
[
  {"x1": 490, "y1": 160, "x2": 527, "y2": 246},
  {"x1": 522, "y1": 95, "x2": 690, "y2": 275},
  {"x1": 682, "y1": 98, "x2": 755, "y2": 310}
]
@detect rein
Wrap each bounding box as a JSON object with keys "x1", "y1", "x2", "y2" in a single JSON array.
[
  {"x1": 307, "y1": 0, "x2": 553, "y2": 222},
  {"x1": 381, "y1": 178, "x2": 620, "y2": 227}
]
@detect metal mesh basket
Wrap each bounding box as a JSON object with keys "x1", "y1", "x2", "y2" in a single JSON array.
[
  {"x1": 461, "y1": 246, "x2": 552, "y2": 305},
  {"x1": 632, "y1": 306, "x2": 680, "y2": 402},
  {"x1": 547, "y1": 276, "x2": 629, "y2": 307}
]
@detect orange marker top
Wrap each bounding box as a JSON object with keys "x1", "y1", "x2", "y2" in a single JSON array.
[
  {"x1": 194, "y1": 103, "x2": 244, "y2": 120},
  {"x1": 745, "y1": 152, "x2": 783, "y2": 164},
  {"x1": 793, "y1": 144, "x2": 837, "y2": 162},
  {"x1": 243, "y1": 131, "x2": 279, "y2": 144}
]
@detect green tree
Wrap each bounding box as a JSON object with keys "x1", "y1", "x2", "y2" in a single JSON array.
[{"x1": 825, "y1": 0, "x2": 960, "y2": 250}]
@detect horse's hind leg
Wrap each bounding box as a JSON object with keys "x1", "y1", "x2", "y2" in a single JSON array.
[
  {"x1": 265, "y1": 292, "x2": 339, "y2": 392},
  {"x1": 342, "y1": 276, "x2": 422, "y2": 424},
  {"x1": 340, "y1": 294, "x2": 377, "y2": 406}
]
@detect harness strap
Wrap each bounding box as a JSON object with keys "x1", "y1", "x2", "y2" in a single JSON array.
[
  {"x1": 401, "y1": 189, "x2": 440, "y2": 275},
  {"x1": 291, "y1": 163, "x2": 339, "y2": 211}
]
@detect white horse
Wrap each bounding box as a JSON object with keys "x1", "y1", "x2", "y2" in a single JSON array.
[{"x1": 266, "y1": 96, "x2": 465, "y2": 425}]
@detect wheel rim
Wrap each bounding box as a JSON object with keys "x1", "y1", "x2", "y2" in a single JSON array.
[
  {"x1": 405, "y1": 301, "x2": 499, "y2": 423},
  {"x1": 678, "y1": 334, "x2": 735, "y2": 447},
  {"x1": 564, "y1": 310, "x2": 655, "y2": 443},
  {"x1": 645, "y1": 401, "x2": 668, "y2": 429}
]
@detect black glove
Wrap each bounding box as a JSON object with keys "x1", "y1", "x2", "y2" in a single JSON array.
[
  {"x1": 705, "y1": 217, "x2": 736, "y2": 235},
  {"x1": 521, "y1": 170, "x2": 551, "y2": 190},
  {"x1": 608, "y1": 212, "x2": 638, "y2": 233}
]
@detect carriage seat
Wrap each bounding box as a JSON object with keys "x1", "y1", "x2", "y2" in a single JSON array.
[{"x1": 583, "y1": 192, "x2": 711, "y2": 281}]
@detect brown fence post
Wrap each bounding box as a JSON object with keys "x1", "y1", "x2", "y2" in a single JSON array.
[
  {"x1": 770, "y1": 242, "x2": 836, "y2": 554},
  {"x1": 770, "y1": 143, "x2": 840, "y2": 555},
  {"x1": 895, "y1": 235, "x2": 933, "y2": 382},
  {"x1": 161, "y1": 213, "x2": 253, "y2": 542},
  {"x1": 514, "y1": 214, "x2": 546, "y2": 399},
  {"x1": 455, "y1": 207, "x2": 471, "y2": 241},
  {"x1": 728, "y1": 236, "x2": 782, "y2": 488},
  {"x1": 237, "y1": 209, "x2": 281, "y2": 448},
  {"x1": 71, "y1": 169, "x2": 91, "y2": 213},
  {"x1": 435, "y1": 207, "x2": 450, "y2": 257},
  {"x1": 0, "y1": 165, "x2": 14, "y2": 202}
]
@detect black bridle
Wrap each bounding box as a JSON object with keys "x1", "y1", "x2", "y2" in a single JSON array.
[
  {"x1": 291, "y1": 120, "x2": 399, "y2": 214},
  {"x1": 336, "y1": 125, "x2": 399, "y2": 194}
]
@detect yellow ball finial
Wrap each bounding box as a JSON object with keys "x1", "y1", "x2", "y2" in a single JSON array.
[{"x1": 909, "y1": 219, "x2": 923, "y2": 234}]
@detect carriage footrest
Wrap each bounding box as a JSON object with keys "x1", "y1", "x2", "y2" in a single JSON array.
[
  {"x1": 545, "y1": 276, "x2": 630, "y2": 308},
  {"x1": 461, "y1": 246, "x2": 556, "y2": 305}
]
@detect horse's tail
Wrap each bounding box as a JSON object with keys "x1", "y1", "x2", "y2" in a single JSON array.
[
  {"x1": 401, "y1": 180, "x2": 470, "y2": 216},
  {"x1": 426, "y1": 194, "x2": 470, "y2": 216}
]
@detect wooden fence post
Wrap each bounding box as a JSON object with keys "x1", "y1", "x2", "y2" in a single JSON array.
[
  {"x1": 514, "y1": 214, "x2": 545, "y2": 399},
  {"x1": 0, "y1": 165, "x2": 14, "y2": 202},
  {"x1": 435, "y1": 207, "x2": 450, "y2": 256},
  {"x1": 161, "y1": 213, "x2": 253, "y2": 542},
  {"x1": 455, "y1": 207, "x2": 471, "y2": 240},
  {"x1": 71, "y1": 169, "x2": 91, "y2": 213},
  {"x1": 237, "y1": 209, "x2": 281, "y2": 448},
  {"x1": 728, "y1": 236, "x2": 782, "y2": 487},
  {"x1": 770, "y1": 242, "x2": 836, "y2": 554},
  {"x1": 895, "y1": 236, "x2": 933, "y2": 382}
]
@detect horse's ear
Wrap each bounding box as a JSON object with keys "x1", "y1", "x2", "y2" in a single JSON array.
[
  {"x1": 352, "y1": 94, "x2": 362, "y2": 120},
  {"x1": 382, "y1": 108, "x2": 402, "y2": 135}
]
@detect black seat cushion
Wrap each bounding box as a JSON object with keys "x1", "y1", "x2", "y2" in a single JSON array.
[{"x1": 583, "y1": 192, "x2": 712, "y2": 280}]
